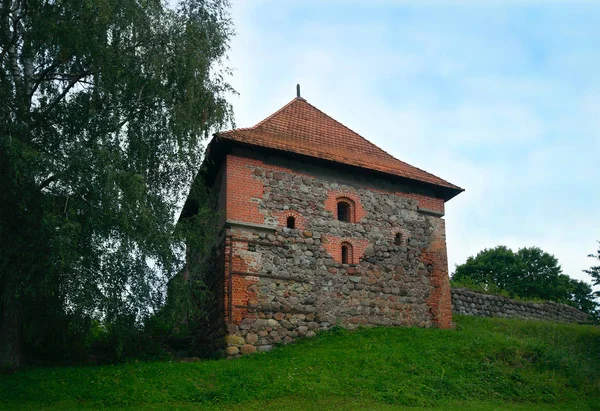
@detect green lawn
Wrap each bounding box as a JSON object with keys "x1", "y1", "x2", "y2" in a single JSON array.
[{"x1": 1, "y1": 316, "x2": 599, "y2": 410}]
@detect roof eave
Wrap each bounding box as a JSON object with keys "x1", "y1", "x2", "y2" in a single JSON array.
[{"x1": 212, "y1": 135, "x2": 464, "y2": 202}]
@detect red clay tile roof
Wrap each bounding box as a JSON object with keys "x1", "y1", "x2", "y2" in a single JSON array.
[{"x1": 218, "y1": 97, "x2": 463, "y2": 193}]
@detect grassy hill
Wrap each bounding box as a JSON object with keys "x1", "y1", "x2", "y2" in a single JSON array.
[{"x1": 1, "y1": 316, "x2": 599, "y2": 410}]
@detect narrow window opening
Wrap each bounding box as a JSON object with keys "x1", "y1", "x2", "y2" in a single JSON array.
[
  {"x1": 286, "y1": 216, "x2": 296, "y2": 229},
  {"x1": 394, "y1": 233, "x2": 402, "y2": 245},
  {"x1": 341, "y1": 242, "x2": 353, "y2": 264},
  {"x1": 337, "y1": 201, "x2": 351, "y2": 222},
  {"x1": 248, "y1": 243, "x2": 256, "y2": 252}
]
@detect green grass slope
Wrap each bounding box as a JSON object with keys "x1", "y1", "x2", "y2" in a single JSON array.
[{"x1": 1, "y1": 316, "x2": 599, "y2": 410}]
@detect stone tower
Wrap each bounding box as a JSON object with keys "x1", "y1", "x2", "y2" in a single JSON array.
[{"x1": 185, "y1": 92, "x2": 463, "y2": 356}]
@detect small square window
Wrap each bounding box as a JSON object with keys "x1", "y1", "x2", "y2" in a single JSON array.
[
  {"x1": 286, "y1": 216, "x2": 296, "y2": 229},
  {"x1": 394, "y1": 233, "x2": 402, "y2": 245}
]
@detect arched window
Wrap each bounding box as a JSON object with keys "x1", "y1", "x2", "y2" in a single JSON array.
[
  {"x1": 286, "y1": 216, "x2": 296, "y2": 229},
  {"x1": 337, "y1": 200, "x2": 352, "y2": 222},
  {"x1": 394, "y1": 233, "x2": 402, "y2": 245},
  {"x1": 341, "y1": 242, "x2": 353, "y2": 264}
]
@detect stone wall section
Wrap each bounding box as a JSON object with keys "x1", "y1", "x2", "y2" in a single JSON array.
[
  {"x1": 220, "y1": 153, "x2": 454, "y2": 356},
  {"x1": 452, "y1": 288, "x2": 591, "y2": 323}
]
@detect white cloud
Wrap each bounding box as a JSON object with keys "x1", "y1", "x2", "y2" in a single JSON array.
[{"x1": 226, "y1": 0, "x2": 600, "y2": 292}]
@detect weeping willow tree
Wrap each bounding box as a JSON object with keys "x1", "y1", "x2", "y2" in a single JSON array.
[{"x1": 0, "y1": 0, "x2": 234, "y2": 368}]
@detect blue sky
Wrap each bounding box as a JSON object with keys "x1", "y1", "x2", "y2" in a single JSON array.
[{"x1": 225, "y1": 0, "x2": 600, "y2": 286}]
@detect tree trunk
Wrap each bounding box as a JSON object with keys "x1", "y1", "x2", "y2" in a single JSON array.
[{"x1": 0, "y1": 292, "x2": 23, "y2": 369}]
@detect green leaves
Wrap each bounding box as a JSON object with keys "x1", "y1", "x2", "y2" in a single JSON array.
[
  {"x1": 1, "y1": 0, "x2": 234, "y2": 365},
  {"x1": 451, "y1": 246, "x2": 598, "y2": 316},
  {"x1": 583, "y1": 241, "x2": 600, "y2": 297}
]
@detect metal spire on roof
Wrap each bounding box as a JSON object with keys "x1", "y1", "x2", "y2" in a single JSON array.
[{"x1": 296, "y1": 84, "x2": 306, "y2": 100}]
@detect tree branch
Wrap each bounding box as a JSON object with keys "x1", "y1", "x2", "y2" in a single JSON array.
[
  {"x1": 28, "y1": 55, "x2": 75, "y2": 101},
  {"x1": 38, "y1": 174, "x2": 58, "y2": 190},
  {"x1": 32, "y1": 71, "x2": 92, "y2": 128}
]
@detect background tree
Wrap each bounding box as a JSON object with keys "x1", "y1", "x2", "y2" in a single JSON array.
[
  {"x1": 1, "y1": 0, "x2": 234, "y2": 368},
  {"x1": 568, "y1": 279, "x2": 597, "y2": 316},
  {"x1": 451, "y1": 246, "x2": 520, "y2": 294},
  {"x1": 513, "y1": 247, "x2": 571, "y2": 302},
  {"x1": 452, "y1": 246, "x2": 598, "y2": 315},
  {"x1": 584, "y1": 241, "x2": 600, "y2": 297}
]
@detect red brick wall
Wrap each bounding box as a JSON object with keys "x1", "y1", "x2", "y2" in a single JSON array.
[
  {"x1": 225, "y1": 155, "x2": 266, "y2": 224},
  {"x1": 223, "y1": 234, "x2": 260, "y2": 324},
  {"x1": 422, "y1": 218, "x2": 453, "y2": 329}
]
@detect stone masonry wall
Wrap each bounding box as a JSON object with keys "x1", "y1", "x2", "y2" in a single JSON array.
[
  {"x1": 452, "y1": 288, "x2": 591, "y2": 323},
  {"x1": 220, "y1": 152, "x2": 453, "y2": 356}
]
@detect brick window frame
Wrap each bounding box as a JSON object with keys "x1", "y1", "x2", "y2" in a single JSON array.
[
  {"x1": 341, "y1": 241, "x2": 353, "y2": 264},
  {"x1": 324, "y1": 191, "x2": 366, "y2": 223},
  {"x1": 336, "y1": 197, "x2": 355, "y2": 223},
  {"x1": 277, "y1": 210, "x2": 305, "y2": 231},
  {"x1": 322, "y1": 235, "x2": 370, "y2": 265}
]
